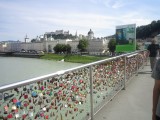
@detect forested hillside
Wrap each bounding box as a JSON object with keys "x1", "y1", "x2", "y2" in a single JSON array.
[{"x1": 136, "y1": 20, "x2": 160, "y2": 39}]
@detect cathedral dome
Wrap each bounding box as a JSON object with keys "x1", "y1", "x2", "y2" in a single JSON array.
[
  {"x1": 88, "y1": 29, "x2": 94, "y2": 35},
  {"x1": 88, "y1": 29, "x2": 94, "y2": 40}
]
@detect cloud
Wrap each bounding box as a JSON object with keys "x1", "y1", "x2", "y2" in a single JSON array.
[
  {"x1": 103, "y1": 0, "x2": 128, "y2": 8},
  {"x1": 112, "y1": 0, "x2": 126, "y2": 8},
  {"x1": 0, "y1": 0, "x2": 158, "y2": 41}
]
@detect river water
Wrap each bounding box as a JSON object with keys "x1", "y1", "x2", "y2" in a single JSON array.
[{"x1": 0, "y1": 57, "x2": 82, "y2": 86}]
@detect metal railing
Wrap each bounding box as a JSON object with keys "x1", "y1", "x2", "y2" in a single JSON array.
[{"x1": 0, "y1": 50, "x2": 148, "y2": 120}]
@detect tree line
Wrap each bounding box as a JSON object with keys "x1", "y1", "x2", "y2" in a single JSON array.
[
  {"x1": 53, "y1": 38, "x2": 88, "y2": 54},
  {"x1": 136, "y1": 20, "x2": 160, "y2": 39}
]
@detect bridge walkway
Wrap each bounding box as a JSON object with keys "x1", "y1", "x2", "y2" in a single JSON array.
[{"x1": 94, "y1": 63, "x2": 153, "y2": 120}]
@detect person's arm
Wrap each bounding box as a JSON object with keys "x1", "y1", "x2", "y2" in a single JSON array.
[{"x1": 153, "y1": 80, "x2": 160, "y2": 120}]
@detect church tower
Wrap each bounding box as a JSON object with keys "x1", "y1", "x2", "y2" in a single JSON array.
[{"x1": 88, "y1": 29, "x2": 94, "y2": 40}]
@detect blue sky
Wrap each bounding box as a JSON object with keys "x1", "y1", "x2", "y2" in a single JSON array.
[{"x1": 0, "y1": 0, "x2": 159, "y2": 41}]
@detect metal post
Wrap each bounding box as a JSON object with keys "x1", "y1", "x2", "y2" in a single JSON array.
[
  {"x1": 136, "y1": 55, "x2": 138, "y2": 76},
  {"x1": 89, "y1": 66, "x2": 94, "y2": 120},
  {"x1": 143, "y1": 51, "x2": 145, "y2": 68},
  {"x1": 142, "y1": 52, "x2": 145, "y2": 69},
  {"x1": 123, "y1": 56, "x2": 126, "y2": 90}
]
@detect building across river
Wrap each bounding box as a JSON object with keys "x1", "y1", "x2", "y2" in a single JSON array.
[{"x1": 0, "y1": 29, "x2": 110, "y2": 55}]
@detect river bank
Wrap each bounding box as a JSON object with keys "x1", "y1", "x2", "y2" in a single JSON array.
[
  {"x1": 40, "y1": 53, "x2": 108, "y2": 64},
  {"x1": 0, "y1": 52, "x2": 108, "y2": 64},
  {"x1": 0, "y1": 52, "x2": 44, "y2": 58}
]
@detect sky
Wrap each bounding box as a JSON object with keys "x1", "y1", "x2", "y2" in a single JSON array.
[{"x1": 0, "y1": 0, "x2": 159, "y2": 42}]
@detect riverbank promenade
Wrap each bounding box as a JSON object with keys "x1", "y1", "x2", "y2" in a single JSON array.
[{"x1": 94, "y1": 63, "x2": 153, "y2": 120}]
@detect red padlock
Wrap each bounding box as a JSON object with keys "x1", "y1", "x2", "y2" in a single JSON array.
[
  {"x1": 12, "y1": 98, "x2": 18, "y2": 103},
  {"x1": 22, "y1": 114, "x2": 27, "y2": 119},
  {"x1": 7, "y1": 113, "x2": 13, "y2": 119},
  {"x1": 29, "y1": 106, "x2": 33, "y2": 109},
  {"x1": 45, "y1": 115, "x2": 49, "y2": 119},
  {"x1": 24, "y1": 92, "x2": 28, "y2": 99},
  {"x1": 41, "y1": 86, "x2": 45, "y2": 90},
  {"x1": 23, "y1": 101, "x2": 29, "y2": 107},
  {"x1": 40, "y1": 112, "x2": 44, "y2": 117}
]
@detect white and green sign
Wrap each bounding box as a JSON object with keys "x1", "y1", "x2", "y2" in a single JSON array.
[{"x1": 116, "y1": 24, "x2": 136, "y2": 52}]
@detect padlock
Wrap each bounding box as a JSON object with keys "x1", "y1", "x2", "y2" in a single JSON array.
[
  {"x1": 45, "y1": 115, "x2": 49, "y2": 119},
  {"x1": 34, "y1": 86, "x2": 37, "y2": 90},
  {"x1": 12, "y1": 105, "x2": 17, "y2": 110},
  {"x1": 46, "y1": 98, "x2": 51, "y2": 103},
  {"x1": 46, "y1": 107, "x2": 50, "y2": 112},
  {"x1": 4, "y1": 105, "x2": 8, "y2": 112},
  {"x1": 12, "y1": 98, "x2": 18, "y2": 103},
  {"x1": 29, "y1": 98, "x2": 32, "y2": 103},
  {"x1": 7, "y1": 113, "x2": 13, "y2": 118},
  {"x1": 40, "y1": 112, "x2": 44, "y2": 117},
  {"x1": 23, "y1": 101, "x2": 29, "y2": 107},
  {"x1": 22, "y1": 114, "x2": 27, "y2": 119},
  {"x1": 29, "y1": 106, "x2": 33, "y2": 109},
  {"x1": 4, "y1": 93, "x2": 14, "y2": 101},
  {"x1": 49, "y1": 91, "x2": 53, "y2": 96},
  {"x1": 41, "y1": 86, "x2": 45, "y2": 90},
  {"x1": 42, "y1": 107, "x2": 46, "y2": 111},
  {"x1": 38, "y1": 99, "x2": 43, "y2": 105},
  {"x1": 39, "y1": 93, "x2": 43, "y2": 97},
  {"x1": 15, "y1": 113, "x2": 20, "y2": 118},
  {"x1": 23, "y1": 92, "x2": 28, "y2": 99},
  {"x1": 23, "y1": 86, "x2": 27, "y2": 91},
  {"x1": 32, "y1": 91, "x2": 37, "y2": 97}
]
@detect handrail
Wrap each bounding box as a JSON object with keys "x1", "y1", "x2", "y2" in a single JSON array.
[
  {"x1": 0, "y1": 50, "x2": 148, "y2": 120},
  {"x1": 0, "y1": 51, "x2": 140, "y2": 92}
]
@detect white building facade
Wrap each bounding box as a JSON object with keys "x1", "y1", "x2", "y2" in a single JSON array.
[{"x1": 0, "y1": 29, "x2": 109, "y2": 55}]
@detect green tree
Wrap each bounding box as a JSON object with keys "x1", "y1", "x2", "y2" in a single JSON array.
[
  {"x1": 136, "y1": 20, "x2": 160, "y2": 39},
  {"x1": 53, "y1": 44, "x2": 71, "y2": 54},
  {"x1": 53, "y1": 44, "x2": 61, "y2": 53},
  {"x1": 108, "y1": 39, "x2": 116, "y2": 56},
  {"x1": 65, "y1": 44, "x2": 71, "y2": 54},
  {"x1": 77, "y1": 39, "x2": 89, "y2": 52}
]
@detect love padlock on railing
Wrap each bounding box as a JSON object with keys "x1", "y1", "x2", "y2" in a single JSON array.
[{"x1": 23, "y1": 92, "x2": 28, "y2": 99}]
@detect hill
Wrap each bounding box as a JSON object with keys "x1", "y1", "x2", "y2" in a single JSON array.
[
  {"x1": 136, "y1": 20, "x2": 160, "y2": 39},
  {"x1": 106, "y1": 20, "x2": 160, "y2": 40}
]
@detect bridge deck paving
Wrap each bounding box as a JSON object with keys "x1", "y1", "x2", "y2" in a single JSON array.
[{"x1": 94, "y1": 64, "x2": 153, "y2": 120}]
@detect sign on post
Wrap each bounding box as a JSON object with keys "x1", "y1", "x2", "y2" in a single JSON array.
[{"x1": 116, "y1": 24, "x2": 136, "y2": 52}]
